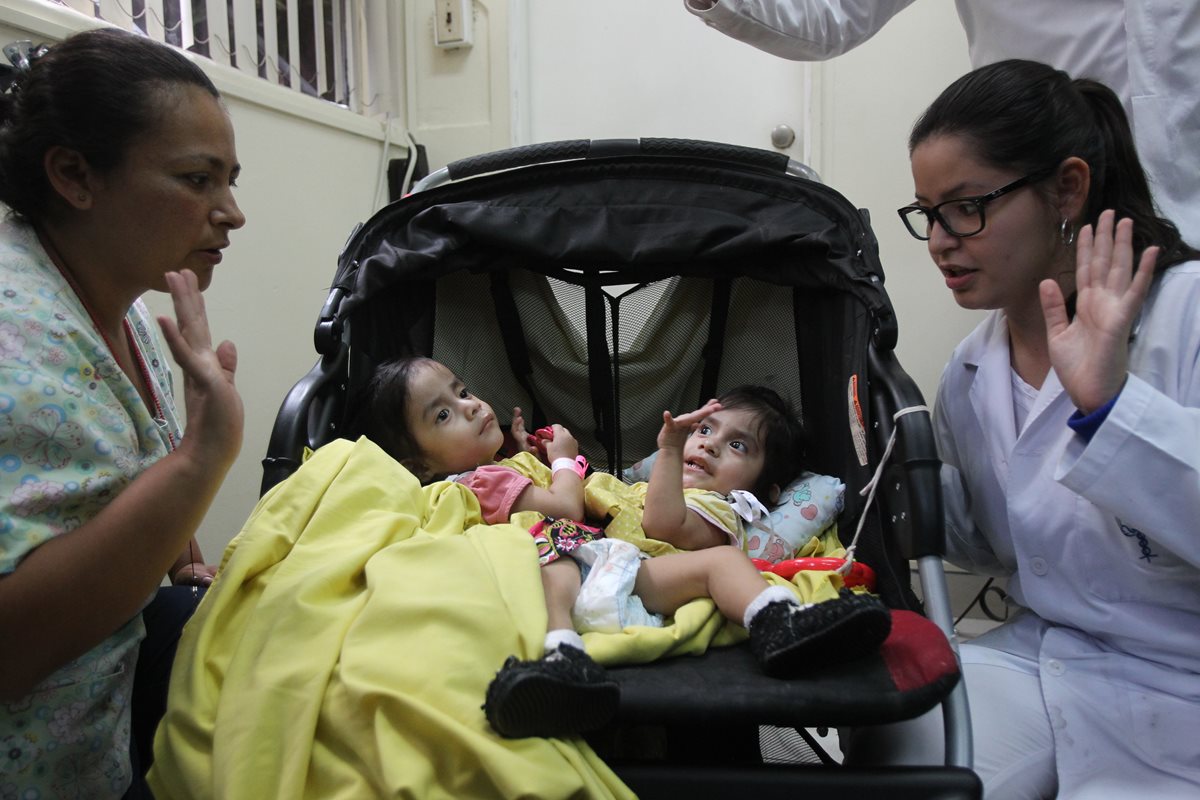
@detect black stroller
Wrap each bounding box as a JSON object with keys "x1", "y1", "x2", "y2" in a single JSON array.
[{"x1": 263, "y1": 139, "x2": 980, "y2": 798}]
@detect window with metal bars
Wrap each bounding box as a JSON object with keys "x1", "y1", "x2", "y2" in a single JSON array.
[{"x1": 51, "y1": 0, "x2": 360, "y2": 109}]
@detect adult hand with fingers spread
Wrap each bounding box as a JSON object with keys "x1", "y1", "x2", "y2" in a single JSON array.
[
  {"x1": 1040, "y1": 211, "x2": 1159, "y2": 413},
  {"x1": 158, "y1": 269, "x2": 244, "y2": 471}
]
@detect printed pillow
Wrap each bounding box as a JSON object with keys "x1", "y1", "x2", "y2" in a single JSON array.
[
  {"x1": 748, "y1": 470, "x2": 845, "y2": 562},
  {"x1": 621, "y1": 453, "x2": 844, "y2": 562}
]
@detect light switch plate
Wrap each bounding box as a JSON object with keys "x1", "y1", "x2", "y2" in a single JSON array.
[{"x1": 434, "y1": 0, "x2": 473, "y2": 49}]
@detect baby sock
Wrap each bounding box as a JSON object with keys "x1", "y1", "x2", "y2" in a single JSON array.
[
  {"x1": 742, "y1": 585, "x2": 811, "y2": 630},
  {"x1": 544, "y1": 628, "x2": 586, "y2": 655}
]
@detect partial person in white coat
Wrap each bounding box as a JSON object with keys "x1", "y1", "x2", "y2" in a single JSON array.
[
  {"x1": 844, "y1": 60, "x2": 1200, "y2": 799},
  {"x1": 681, "y1": 0, "x2": 1200, "y2": 246}
]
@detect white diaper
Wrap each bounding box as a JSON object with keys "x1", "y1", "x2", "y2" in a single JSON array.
[{"x1": 570, "y1": 538, "x2": 663, "y2": 632}]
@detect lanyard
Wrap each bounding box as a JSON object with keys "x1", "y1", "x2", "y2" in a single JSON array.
[{"x1": 41, "y1": 233, "x2": 176, "y2": 452}]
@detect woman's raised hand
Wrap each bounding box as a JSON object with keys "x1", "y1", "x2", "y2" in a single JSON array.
[
  {"x1": 1040, "y1": 210, "x2": 1158, "y2": 414},
  {"x1": 157, "y1": 270, "x2": 244, "y2": 471}
]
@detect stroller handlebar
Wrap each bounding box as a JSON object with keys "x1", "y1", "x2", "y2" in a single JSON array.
[{"x1": 416, "y1": 138, "x2": 811, "y2": 192}]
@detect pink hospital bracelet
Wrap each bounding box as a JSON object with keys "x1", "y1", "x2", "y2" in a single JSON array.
[{"x1": 551, "y1": 456, "x2": 588, "y2": 479}]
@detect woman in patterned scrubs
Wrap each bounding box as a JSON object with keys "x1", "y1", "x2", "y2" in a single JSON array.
[{"x1": 0, "y1": 29, "x2": 245, "y2": 799}]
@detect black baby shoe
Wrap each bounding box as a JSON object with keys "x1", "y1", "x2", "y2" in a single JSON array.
[
  {"x1": 483, "y1": 645, "x2": 619, "y2": 738},
  {"x1": 748, "y1": 590, "x2": 892, "y2": 678}
]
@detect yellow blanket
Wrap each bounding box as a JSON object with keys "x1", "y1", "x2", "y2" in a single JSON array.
[
  {"x1": 148, "y1": 438, "x2": 634, "y2": 800},
  {"x1": 148, "y1": 437, "x2": 846, "y2": 799}
]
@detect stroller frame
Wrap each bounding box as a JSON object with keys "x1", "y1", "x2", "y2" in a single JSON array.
[{"x1": 263, "y1": 138, "x2": 979, "y2": 798}]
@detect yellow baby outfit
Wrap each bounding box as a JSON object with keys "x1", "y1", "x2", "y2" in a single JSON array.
[
  {"x1": 485, "y1": 456, "x2": 847, "y2": 613},
  {"x1": 584, "y1": 471, "x2": 743, "y2": 557}
]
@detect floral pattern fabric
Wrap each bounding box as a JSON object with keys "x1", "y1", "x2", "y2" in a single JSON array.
[{"x1": 0, "y1": 219, "x2": 181, "y2": 800}]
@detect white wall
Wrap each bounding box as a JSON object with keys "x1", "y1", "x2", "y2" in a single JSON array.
[
  {"x1": 406, "y1": 0, "x2": 514, "y2": 169},
  {"x1": 1, "y1": 1, "x2": 409, "y2": 564},
  {"x1": 515, "y1": 2, "x2": 812, "y2": 161}
]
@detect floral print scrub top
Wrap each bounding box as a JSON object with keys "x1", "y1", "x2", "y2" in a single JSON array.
[{"x1": 0, "y1": 219, "x2": 182, "y2": 799}]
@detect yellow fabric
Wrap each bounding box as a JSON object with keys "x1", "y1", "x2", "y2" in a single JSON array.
[
  {"x1": 584, "y1": 472, "x2": 845, "y2": 563},
  {"x1": 148, "y1": 438, "x2": 854, "y2": 798},
  {"x1": 481, "y1": 456, "x2": 845, "y2": 630},
  {"x1": 147, "y1": 437, "x2": 635, "y2": 800},
  {"x1": 584, "y1": 472, "x2": 741, "y2": 557},
  {"x1": 499, "y1": 450, "x2": 555, "y2": 485}
]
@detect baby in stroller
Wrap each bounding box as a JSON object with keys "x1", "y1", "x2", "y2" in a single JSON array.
[{"x1": 358, "y1": 356, "x2": 892, "y2": 738}]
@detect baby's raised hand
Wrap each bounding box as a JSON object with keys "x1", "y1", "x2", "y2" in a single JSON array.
[{"x1": 657, "y1": 398, "x2": 721, "y2": 452}]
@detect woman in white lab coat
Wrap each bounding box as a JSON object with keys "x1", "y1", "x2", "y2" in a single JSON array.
[{"x1": 851, "y1": 60, "x2": 1200, "y2": 799}]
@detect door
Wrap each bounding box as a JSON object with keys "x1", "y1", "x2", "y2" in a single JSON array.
[{"x1": 512, "y1": 0, "x2": 814, "y2": 168}]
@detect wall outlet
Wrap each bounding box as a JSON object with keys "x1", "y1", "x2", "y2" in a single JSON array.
[{"x1": 434, "y1": 0, "x2": 473, "y2": 49}]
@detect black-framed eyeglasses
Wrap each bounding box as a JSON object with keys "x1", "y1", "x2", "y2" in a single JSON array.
[{"x1": 897, "y1": 167, "x2": 1056, "y2": 240}]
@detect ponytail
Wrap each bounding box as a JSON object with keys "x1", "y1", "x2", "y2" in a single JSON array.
[{"x1": 1074, "y1": 79, "x2": 1199, "y2": 270}]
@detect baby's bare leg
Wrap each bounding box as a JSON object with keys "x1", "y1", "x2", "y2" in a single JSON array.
[
  {"x1": 633, "y1": 545, "x2": 767, "y2": 623},
  {"x1": 541, "y1": 557, "x2": 582, "y2": 632}
]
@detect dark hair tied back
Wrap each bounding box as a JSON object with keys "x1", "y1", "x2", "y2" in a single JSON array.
[
  {"x1": 0, "y1": 28, "x2": 219, "y2": 223},
  {"x1": 909, "y1": 59, "x2": 1198, "y2": 271}
]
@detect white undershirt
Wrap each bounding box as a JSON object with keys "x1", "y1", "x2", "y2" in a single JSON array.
[{"x1": 1011, "y1": 367, "x2": 1039, "y2": 436}]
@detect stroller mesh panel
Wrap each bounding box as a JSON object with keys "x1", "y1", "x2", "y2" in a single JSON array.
[
  {"x1": 431, "y1": 266, "x2": 803, "y2": 475},
  {"x1": 430, "y1": 270, "x2": 535, "y2": 420}
]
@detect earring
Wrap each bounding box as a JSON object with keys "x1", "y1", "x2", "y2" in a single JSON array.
[
  {"x1": 1060, "y1": 218, "x2": 1076, "y2": 246},
  {"x1": 77, "y1": 193, "x2": 88, "y2": 203}
]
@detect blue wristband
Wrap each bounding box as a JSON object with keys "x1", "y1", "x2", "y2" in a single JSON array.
[{"x1": 1066, "y1": 392, "x2": 1119, "y2": 441}]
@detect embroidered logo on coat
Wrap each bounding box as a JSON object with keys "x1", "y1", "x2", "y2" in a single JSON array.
[{"x1": 1117, "y1": 518, "x2": 1158, "y2": 562}]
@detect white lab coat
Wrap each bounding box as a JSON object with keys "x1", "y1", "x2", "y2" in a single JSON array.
[
  {"x1": 932, "y1": 260, "x2": 1200, "y2": 795},
  {"x1": 683, "y1": 0, "x2": 1200, "y2": 244}
]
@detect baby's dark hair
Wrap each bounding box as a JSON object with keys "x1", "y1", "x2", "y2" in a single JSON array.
[
  {"x1": 353, "y1": 356, "x2": 435, "y2": 471},
  {"x1": 716, "y1": 385, "x2": 805, "y2": 500}
]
